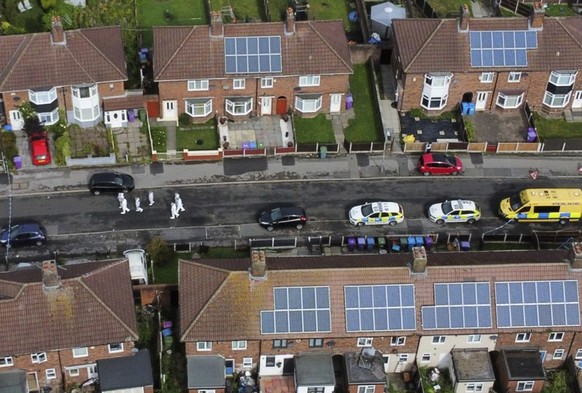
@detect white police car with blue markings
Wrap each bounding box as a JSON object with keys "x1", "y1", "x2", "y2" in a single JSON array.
[
  {"x1": 428, "y1": 199, "x2": 481, "y2": 224},
  {"x1": 349, "y1": 201, "x2": 404, "y2": 226}
]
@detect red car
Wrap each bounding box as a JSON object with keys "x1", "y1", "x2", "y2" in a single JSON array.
[
  {"x1": 417, "y1": 153, "x2": 462, "y2": 176},
  {"x1": 29, "y1": 132, "x2": 51, "y2": 166}
]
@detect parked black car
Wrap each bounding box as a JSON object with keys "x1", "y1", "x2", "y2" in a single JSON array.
[
  {"x1": 0, "y1": 222, "x2": 47, "y2": 247},
  {"x1": 89, "y1": 172, "x2": 135, "y2": 195},
  {"x1": 258, "y1": 206, "x2": 308, "y2": 231}
]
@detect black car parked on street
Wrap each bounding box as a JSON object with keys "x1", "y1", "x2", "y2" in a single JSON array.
[
  {"x1": 258, "y1": 206, "x2": 308, "y2": 231},
  {"x1": 89, "y1": 172, "x2": 135, "y2": 195}
]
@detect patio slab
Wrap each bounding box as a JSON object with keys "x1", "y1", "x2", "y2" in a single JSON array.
[
  {"x1": 400, "y1": 114, "x2": 460, "y2": 142},
  {"x1": 471, "y1": 111, "x2": 530, "y2": 142}
]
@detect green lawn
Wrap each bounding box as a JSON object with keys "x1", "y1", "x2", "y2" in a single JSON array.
[
  {"x1": 138, "y1": 0, "x2": 208, "y2": 47},
  {"x1": 533, "y1": 113, "x2": 582, "y2": 140},
  {"x1": 269, "y1": 0, "x2": 354, "y2": 29},
  {"x1": 294, "y1": 114, "x2": 335, "y2": 144},
  {"x1": 429, "y1": 0, "x2": 471, "y2": 17},
  {"x1": 209, "y1": 0, "x2": 264, "y2": 23},
  {"x1": 176, "y1": 126, "x2": 219, "y2": 150},
  {"x1": 544, "y1": 4, "x2": 576, "y2": 16},
  {"x1": 151, "y1": 126, "x2": 167, "y2": 152},
  {"x1": 344, "y1": 63, "x2": 383, "y2": 143}
]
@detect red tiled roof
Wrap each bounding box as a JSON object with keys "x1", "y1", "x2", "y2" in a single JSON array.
[
  {"x1": 393, "y1": 16, "x2": 582, "y2": 73},
  {"x1": 103, "y1": 91, "x2": 144, "y2": 111},
  {"x1": 153, "y1": 20, "x2": 352, "y2": 81},
  {"x1": 0, "y1": 260, "x2": 138, "y2": 356},
  {"x1": 179, "y1": 250, "x2": 582, "y2": 342},
  {"x1": 0, "y1": 26, "x2": 127, "y2": 92}
]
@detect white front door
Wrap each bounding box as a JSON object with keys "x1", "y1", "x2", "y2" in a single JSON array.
[
  {"x1": 105, "y1": 110, "x2": 126, "y2": 128},
  {"x1": 162, "y1": 100, "x2": 177, "y2": 120},
  {"x1": 330, "y1": 93, "x2": 342, "y2": 113},
  {"x1": 261, "y1": 96, "x2": 272, "y2": 115},
  {"x1": 8, "y1": 110, "x2": 24, "y2": 131},
  {"x1": 475, "y1": 92, "x2": 489, "y2": 110},
  {"x1": 573, "y1": 90, "x2": 582, "y2": 109}
]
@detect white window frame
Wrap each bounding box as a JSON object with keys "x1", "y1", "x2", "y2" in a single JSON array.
[
  {"x1": 424, "y1": 74, "x2": 452, "y2": 88},
  {"x1": 186, "y1": 98, "x2": 212, "y2": 117},
  {"x1": 548, "y1": 332, "x2": 564, "y2": 342},
  {"x1": 187, "y1": 80, "x2": 209, "y2": 91},
  {"x1": 357, "y1": 386, "x2": 375, "y2": 393},
  {"x1": 480, "y1": 72, "x2": 494, "y2": 83},
  {"x1": 299, "y1": 75, "x2": 320, "y2": 87},
  {"x1": 72, "y1": 84, "x2": 98, "y2": 99},
  {"x1": 225, "y1": 98, "x2": 253, "y2": 116},
  {"x1": 233, "y1": 79, "x2": 246, "y2": 90},
  {"x1": 261, "y1": 78, "x2": 274, "y2": 88},
  {"x1": 496, "y1": 92, "x2": 523, "y2": 109},
  {"x1": 549, "y1": 71, "x2": 577, "y2": 86},
  {"x1": 421, "y1": 74, "x2": 452, "y2": 111},
  {"x1": 553, "y1": 348, "x2": 564, "y2": 359},
  {"x1": 31, "y1": 352, "x2": 47, "y2": 364},
  {"x1": 243, "y1": 357, "x2": 252, "y2": 368},
  {"x1": 391, "y1": 336, "x2": 406, "y2": 346},
  {"x1": 516, "y1": 381, "x2": 534, "y2": 391},
  {"x1": 69, "y1": 368, "x2": 80, "y2": 377},
  {"x1": 543, "y1": 91, "x2": 572, "y2": 108},
  {"x1": 232, "y1": 340, "x2": 247, "y2": 350},
  {"x1": 200, "y1": 390, "x2": 216, "y2": 393},
  {"x1": 197, "y1": 341, "x2": 212, "y2": 351},
  {"x1": 575, "y1": 349, "x2": 582, "y2": 360},
  {"x1": 0, "y1": 357, "x2": 13, "y2": 367},
  {"x1": 108, "y1": 343, "x2": 124, "y2": 353},
  {"x1": 72, "y1": 347, "x2": 89, "y2": 358},
  {"x1": 295, "y1": 95, "x2": 322, "y2": 113},
  {"x1": 467, "y1": 335, "x2": 481, "y2": 343},
  {"x1": 515, "y1": 333, "x2": 531, "y2": 343},
  {"x1": 466, "y1": 383, "x2": 484, "y2": 392},
  {"x1": 38, "y1": 109, "x2": 59, "y2": 125},
  {"x1": 309, "y1": 338, "x2": 323, "y2": 348},
  {"x1": 357, "y1": 337, "x2": 373, "y2": 347},
  {"x1": 398, "y1": 354, "x2": 408, "y2": 362},
  {"x1": 508, "y1": 72, "x2": 522, "y2": 83},
  {"x1": 432, "y1": 336, "x2": 446, "y2": 344},
  {"x1": 45, "y1": 368, "x2": 57, "y2": 380},
  {"x1": 421, "y1": 353, "x2": 431, "y2": 362},
  {"x1": 273, "y1": 339, "x2": 287, "y2": 348},
  {"x1": 73, "y1": 104, "x2": 100, "y2": 122},
  {"x1": 29, "y1": 88, "x2": 57, "y2": 105}
]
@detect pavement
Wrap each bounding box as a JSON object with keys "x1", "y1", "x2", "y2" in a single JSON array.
[{"x1": 3, "y1": 153, "x2": 582, "y2": 197}]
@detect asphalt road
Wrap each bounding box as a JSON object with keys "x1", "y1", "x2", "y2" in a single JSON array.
[{"x1": 1, "y1": 177, "x2": 581, "y2": 262}]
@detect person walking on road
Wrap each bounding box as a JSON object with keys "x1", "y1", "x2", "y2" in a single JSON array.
[
  {"x1": 175, "y1": 193, "x2": 185, "y2": 212},
  {"x1": 170, "y1": 202, "x2": 179, "y2": 219},
  {"x1": 148, "y1": 191, "x2": 155, "y2": 206},
  {"x1": 120, "y1": 198, "x2": 130, "y2": 214},
  {"x1": 135, "y1": 197, "x2": 143, "y2": 213}
]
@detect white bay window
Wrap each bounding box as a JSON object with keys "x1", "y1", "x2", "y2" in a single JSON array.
[{"x1": 421, "y1": 73, "x2": 452, "y2": 110}]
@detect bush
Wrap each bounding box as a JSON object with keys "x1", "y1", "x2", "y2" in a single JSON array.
[
  {"x1": 408, "y1": 108, "x2": 425, "y2": 118},
  {"x1": 464, "y1": 118, "x2": 476, "y2": 142},
  {"x1": 1, "y1": 131, "x2": 19, "y2": 160},
  {"x1": 54, "y1": 134, "x2": 71, "y2": 166},
  {"x1": 178, "y1": 113, "x2": 191, "y2": 128},
  {"x1": 146, "y1": 238, "x2": 175, "y2": 266}
]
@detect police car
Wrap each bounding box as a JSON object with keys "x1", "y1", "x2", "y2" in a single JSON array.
[
  {"x1": 349, "y1": 201, "x2": 404, "y2": 226},
  {"x1": 428, "y1": 199, "x2": 481, "y2": 224}
]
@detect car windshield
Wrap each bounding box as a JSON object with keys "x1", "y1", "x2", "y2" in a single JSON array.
[
  {"x1": 270, "y1": 208, "x2": 282, "y2": 221},
  {"x1": 361, "y1": 204, "x2": 374, "y2": 217},
  {"x1": 113, "y1": 176, "x2": 123, "y2": 186},
  {"x1": 509, "y1": 194, "x2": 523, "y2": 211},
  {"x1": 441, "y1": 201, "x2": 453, "y2": 215},
  {"x1": 444, "y1": 155, "x2": 456, "y2": 165}
]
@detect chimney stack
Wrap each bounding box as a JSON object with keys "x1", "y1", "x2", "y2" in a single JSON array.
[
  {"x1": 530, "y1": 2, "x2": 545, "y2": 29},
  {"x1": 459, "y1": 4, "x2": 470, "y2": 31},
  {"x1": 50, "y1": 16, "x2": 65, "y2": 45},
  {"x1": 411, "y1": 246, "x2": 427, "y2": 274},
  {"x1": 285, "y1": 7, "x2": 295, "y2": 35},
  {"x1": 250, "y1": 250, "x2": 267, "y2": 279},
  {"x1": 42, "y1": 260, "x2": 61, "y2": 291},
  {"x1": 568, "y1": 242, "x2": 582, "y2": 269},
  {"x1": 210, "y1": 11, "x2": 224, "y2": 37}
]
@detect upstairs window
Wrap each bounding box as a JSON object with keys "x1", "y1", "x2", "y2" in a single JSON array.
[
  {"x1": 232, "y1": 340, "x2": 247, "y2": 350},
  {"x1": 188, "y1": 80, "x2": 209, "y2": 91},
  {"x1": 0, "y1": 357, "x2": 13, "y2": 367},
  {"x1": 72, "y1": 84, "x2": 97, "y2": 99},
  {"x1": 273, "y1": 339, "x2": 287, "y2": 348},
  {"x1": 72, "y1": 347, "x2": 88, "y2": 358},
  {"x1": 508, "y1": 72, "x2": 522, "y2": 83},
  {"x1": 29, "y1": 88, "x2": 57, "y2": 105},
  {"x1": 299, "y1": 75, "x2": 320, "y2": 87},
  {"x1": 480, "y1": 72, "x2": 494, "y2": 83},
  {"x1": 197, "y1": 342, "x2": 212, "y2": 351},
  {"x1": 108, "y1": 343, "x2": 124, "y2": 353},
  {"x1": 31, "y1": 353, "x2": 47, "y2": 364},
  {"x1": 233, "y1": 79, "x2": 245, "y2": 90},
  {"x1": 548, "y1": 332, "x2": 564, "y2": 342},
  {"x1": 357, "y1": 337, "x2": 373, "y2": 347},
  {"x1": 515, "y1": 333, "x2": 531, "y2": 343},
  {"x1": 261, "y1": 78, "x2": 274, "y2": 88},
  {"x1": 391, "y1": 336, "x2": 406, "y2": 346}
]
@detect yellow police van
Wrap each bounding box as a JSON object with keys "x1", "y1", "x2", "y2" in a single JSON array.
[{"x1": 499, "y1": 188, "x2": 582, "y2": 224}]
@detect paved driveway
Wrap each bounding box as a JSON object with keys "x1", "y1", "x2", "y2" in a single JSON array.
[{"x1": 471, "y1": 111, "x2": 530, "y2": 142}]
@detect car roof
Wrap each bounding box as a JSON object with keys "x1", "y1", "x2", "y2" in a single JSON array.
[
  {"x1": 449, "y1": 200, "x2": 477, "y2": 210},
  {"x1": 91, "y1": 172, "x2": 122, "y2": 181},
  {"x1": 425, "y1": 153, "x2": 453, "y2": 163},
  {"x1": 370, "y1": 201, "x2": 401, "y2": 213},
  {"x1": 275, "y1": 206, "x2": 306, "y2": 216}
]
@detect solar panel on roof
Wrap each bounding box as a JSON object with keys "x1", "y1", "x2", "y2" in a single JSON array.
[
  {"x1": 495, "y1": 281, "x2": 581, "y2": 328},
  {"x1": 260, "y1": 286, "x2": 331, "y2": 334},
  {"x1": 469, "y1": 30, "x2": 536, "y2": 67},
  {"x1": 225, "y1": 36, "x2": 282, "y2": 74},
  {"x1": 421, "y1": 282, "x2": 492, "y2": 329},
  {"x1": 344, "y1": 284, "x2": 416, "y2": 332}
]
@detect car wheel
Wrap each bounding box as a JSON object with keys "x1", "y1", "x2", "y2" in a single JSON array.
[
  {"x1": 92, "y1": 189, "x2": 101, "y2": 195},
  {"x1": 356, "y1": 222, "x2": 365, "y2": 227},
  {"x1": 436, "y1": 219, "x2": 445, "y2": 225},
  {"x1": 467, "y1": 218, "x2": 476, "y2": 224},
  {"x1": 296, "y1": 223, "x2": 304, "y2": 229},
  {"x1": 423, "y1": 171, "x2": 430, "y2": 176},
  {"x1": 451, "y1": 171, "x2": 458, "y2": 176},
  {"x1": 388, "y1": 221, "x2": 397, "y2": 226},
  {"x1": 267, "y1": 226, "x2": 274, "y2": 231},
  {"x1": 559, "y1": 218, "x2": 569, "y2": 225}
]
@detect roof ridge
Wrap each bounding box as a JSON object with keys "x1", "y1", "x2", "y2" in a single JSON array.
[
  {"x1": 0, "y1": 35, "x2": 33, "y2": 91},
  {"x1": 155, "y1": 26, "x2": 199, "y2": 80},
  {"x1": 304, "y1": 21, "x2": 353, "y2": 74},
  {"x1": 404, "y1": 19, "x2": 446, "y2": 74},
  {"x1": 77, "y1": 27, "x2": 126, "y2": 81}
]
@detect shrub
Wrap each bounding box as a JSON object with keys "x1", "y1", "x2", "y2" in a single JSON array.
[
  {"x1": 54, "y1": 134, "x2": 71, "y2": 165},
  {"x1": 1, "y1": 131, "x2": 19, "y2": 161},
  {"x1": 178, "y1": 113, "x2": 191, "y2": 128},
  {"x1": 408, "y1": 108, "x2": 425, "y2": 118},
  {"x1": 146, "y1": 238, "x2": 175, "y2": 266},
  {"x1": 464, "y1": 118, "x2": 476, "y2": 142}
]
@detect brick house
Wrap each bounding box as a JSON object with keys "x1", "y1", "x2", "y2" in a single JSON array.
[
  {"x1": 152, "y1": 9, "x2": 352, "y2": 124},
  {"x1": 179, "y1": 245, "x2": 582, "y2": 391},
  {"x1": 0, "y1": 260, "x2": 138, "y2": 392},
  {"x1": 0, "y1": 17, "x2": 142, "y2": 130},
  {"x1": 390, "y1": 5, "x2": 582, "y2": 117}
]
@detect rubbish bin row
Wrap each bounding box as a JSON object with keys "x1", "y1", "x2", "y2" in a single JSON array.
[{"x1": 346, "y1": 235, "x2": 436, "y2": 253}]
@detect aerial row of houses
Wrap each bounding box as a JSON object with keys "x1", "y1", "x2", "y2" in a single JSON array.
[
  {"x1": 1, "y1": 7, "x2": 582, "y2": 134},
  {"x1": 4, "y1": 245, "x2": 582, "y2": 393}
]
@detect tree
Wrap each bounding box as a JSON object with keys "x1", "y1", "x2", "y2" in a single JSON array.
[{"x1": 542, "y1": 369, "x2": 573, "y2": 393}]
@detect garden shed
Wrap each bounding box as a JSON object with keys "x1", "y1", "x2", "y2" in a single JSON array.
[{"x1": 370, "y1": 2, "x2": 406, "y2": 40}]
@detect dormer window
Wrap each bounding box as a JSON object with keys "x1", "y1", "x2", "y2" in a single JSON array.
[{"x1": 29, "y1": 88, "x2": 57, "y2": 105}]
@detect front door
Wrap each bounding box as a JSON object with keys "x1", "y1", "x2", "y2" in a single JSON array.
[
  {"x1": 8, "y1": 110, "x2": 24, "y2": 131},
  {"x1": 276, "y1": 97, "x2": 287, "y2": 115},
  {"x1": 573, "y1": 90, "x2": 582, "y2": 109},
  {"x1": 330, "y1": 94, "x2": 342, "y2": 113},
  {"x1": 163, "y1": 100, "x2": 177, "y2": 120},
  {"x1": 475, "y1": 91, "x2": 489, "y2": 110},
  {"x1": 106, "y1": 110, "x2": 126, "y2": 128},
  {"x1": 261, "y1": 96, "x2": 272, "y2": 115}
]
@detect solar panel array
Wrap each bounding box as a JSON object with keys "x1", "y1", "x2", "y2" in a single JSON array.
[
  {"x1": 225, "y1": 36, "x2": 282, "y2": 74},
  {"x1": 496, "y1": 281, "x2": 581, "y2": 328},
  {"x1": 261, "y1": 286, "x2": 331, "y2": 334},
  {"x1": 470, "y1": 31, "x2": 537, "y2": 68},
  {"x1": 422, "y1": 283, "x2": 492, "y2": 329},
  {"x1": 345, "y1": 285, "x2": 416, "y2": 332}
]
